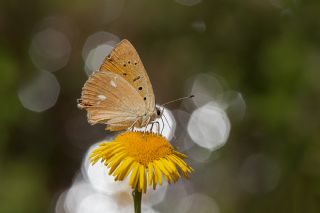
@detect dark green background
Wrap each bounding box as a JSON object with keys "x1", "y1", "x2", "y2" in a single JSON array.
[{"x1": 0, "y1": 0, "x2": 320, "y2": 212}]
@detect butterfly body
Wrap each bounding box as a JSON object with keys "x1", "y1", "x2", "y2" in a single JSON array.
[{"x1": 78, "y1": 39, "x2": 160, "y2": 131}]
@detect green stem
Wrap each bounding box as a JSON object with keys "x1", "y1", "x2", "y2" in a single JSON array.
[{"x1": 133, "y1": 189, "x2": 142, "y2": 213}]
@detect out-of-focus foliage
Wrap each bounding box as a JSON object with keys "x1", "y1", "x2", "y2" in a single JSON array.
[{"x1": 1, "y1": 0, "x2": 320, "y2": 212}]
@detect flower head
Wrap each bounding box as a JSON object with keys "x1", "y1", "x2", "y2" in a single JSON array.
[{"x1": 90, "y1": 131, "x2": 193, "y2": 193}]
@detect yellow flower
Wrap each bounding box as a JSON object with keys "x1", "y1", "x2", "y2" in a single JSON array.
[{"x1": 90, "y1": 131, "x2": 193, "y2": 193}]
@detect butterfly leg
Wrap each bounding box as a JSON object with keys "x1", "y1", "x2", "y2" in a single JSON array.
[
  {"x1": 129, "y1": 118, "x2": 140, "y2": 131},
  {"x1": 150, "y1": 122, "x2": 155, "y2": 132},
  {"x1": 150, "y1": 121, "x2": 161, "y2": 134},
  {"x1": 143, "y1": 117, "x2": 152, "y2": 134}
]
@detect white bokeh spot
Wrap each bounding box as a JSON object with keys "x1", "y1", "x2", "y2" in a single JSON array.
[
  {"x1": 82, "y1": 32, "x2": 120, "y2": 76},
  {"x1": 187, "y1": 102, "x2": 230, "y2": 151}
]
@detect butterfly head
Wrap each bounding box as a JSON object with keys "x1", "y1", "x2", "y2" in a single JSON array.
[
  {"x1": 156, "y1": 106, "x2": 164, "y2": 118},
  {"x1": 140, "y1": 106, "x2": 163, "y2": 126},
  {"x1": 143, "y1": 106, "x2": 162, "y2": 121}
]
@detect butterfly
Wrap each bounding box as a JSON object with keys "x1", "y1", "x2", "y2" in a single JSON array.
[{"x1": 78, "y1": 39, "x2": 162, "y2": 131}]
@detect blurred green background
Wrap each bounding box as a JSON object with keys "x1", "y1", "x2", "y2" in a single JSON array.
[{"x1": 1, "y1": 0, "x2": 320, "y2": 212}]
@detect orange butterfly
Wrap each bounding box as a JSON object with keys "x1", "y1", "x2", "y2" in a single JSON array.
[{"x1": 78, "y1": 39, "x2": 161, "y2": 131}]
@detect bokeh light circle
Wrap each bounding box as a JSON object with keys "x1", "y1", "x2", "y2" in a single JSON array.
[
  {"x1": 84, "y1": 44, "x2": 115, "y2": 76},
  {"x1": 187, "y1": 102, "x2": 230, "y2": 151},
  {"x1": 64, "y1": 179, "x2": 96, "y2": 213},
  {"x1": 29, "y1": 28, "x2": 71, "y2": 71},
  {"x1": 189, "y1": 73, "x2": 224, "y2": 108},
  {"x1": 82, "y1": 32, "x2": 120, "y2": 76},
  {"x1": 82, "y1": 142, "x2": 130, "y2": 194},
  {"x1": 175, "y1": 193, "x2": 220, "y2": 213},
  {"x1": 76, "y1": 193, "x2": 119, "y2": 213},
  {"x1": 238, "y1": 153, "x2": 281, "y2": 194},
  {"x1": 17, "y1": 70, "x2": 60, "y2": 112},
  {"x1": 222, "y1": 91, "x2": 246, "y2": 121}
]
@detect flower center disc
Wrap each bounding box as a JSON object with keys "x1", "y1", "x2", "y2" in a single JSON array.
[{"x1": 116, "y1": 132, "x2": 174, "y2": 165}]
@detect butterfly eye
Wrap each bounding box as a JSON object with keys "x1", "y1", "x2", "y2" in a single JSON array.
[
  {"x1": 144, "y1": 97, "x2": 146, "y2": 100},
  {"x1": 138, "y1": 87, "x2": 142, "y2": 90},
  {"x1": 123, "y1": 73, "x2": 127, "y2": 76},
  {"x1": 156, "y1": 109, "x2": 161, "y2": 116}
]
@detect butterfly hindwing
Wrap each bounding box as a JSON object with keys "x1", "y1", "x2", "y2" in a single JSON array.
[
  {"x1": 99, "y1": 39, "x2": 156, "y2": 113},
  {"x1": 78, "y1": 71, "x2": 145, "y2": 130}
]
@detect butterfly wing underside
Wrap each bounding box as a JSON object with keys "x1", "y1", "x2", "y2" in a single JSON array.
[
  {"x1": 78, "y1": 71, "x2": 146, "y2": 131},
  {"x1": 99, "y1": 39, "x2": 155, "y2": 113}
]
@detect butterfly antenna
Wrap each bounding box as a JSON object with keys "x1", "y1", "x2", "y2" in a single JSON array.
[{"x1": 161, "y1": 95, "x2": 194, "y2": 107}]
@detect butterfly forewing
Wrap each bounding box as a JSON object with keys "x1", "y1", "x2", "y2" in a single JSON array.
[
  {"x1": 78, "y1": 71, "x2": 146, "y2": 130},
  {"x1": 99, "y1": 39, "x2": 155, "y2": 113}
]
